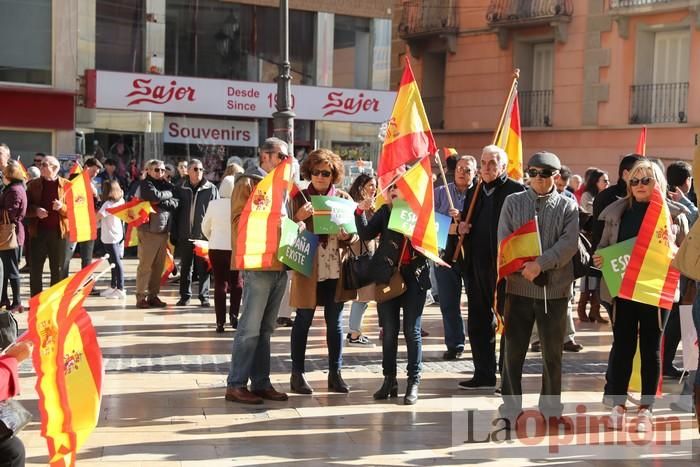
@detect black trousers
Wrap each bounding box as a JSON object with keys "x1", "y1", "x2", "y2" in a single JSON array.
[
  {"x1": 30, "y1": 230, "x2": 66, "y2": 296},
  {"x1": 466, "y1": 260, "x2": 498, "y2": 381},
  {"x1": 0, "y1": 247, "x2": 20, "y2": 304},
  {"x1": 0, "y1": 434, "x2": 25, "y2": 467},
  {"x1": 178, "y1": 240, "x2": 210, "y2": 302}
]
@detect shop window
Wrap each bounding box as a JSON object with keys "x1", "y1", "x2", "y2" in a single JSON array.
[
  {"x1": 95, "y1": 0, "x2": 145, "y2": 72},
  {"x1": 0, "y1": 0, "x2": 52, "y2": 85},
  {"x1": 0, "y1": 130, "x2": 52, "y2": 161},
  {"x1": 165, "y1": 0, "x2": 315, "y2": 84},
  {"x1": 333, "y1": 15, "x2": 370, "y2": 89}
]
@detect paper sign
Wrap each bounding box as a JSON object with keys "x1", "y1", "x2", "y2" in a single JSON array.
[
  {"x1": 387, "y1": 199, "x2": 451, "y2": 250},
  {"x1": 598, "y1": 237, "x2": 636, "y2": 298},
  {"x1": 310, "y1": 195, "x2": 358, "y2": 234},
  {"x1": 277, "y1": 217, "x2": 318, "y2": 277}
]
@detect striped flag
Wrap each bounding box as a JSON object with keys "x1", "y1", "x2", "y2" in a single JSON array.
[
  {"x1": 495, "y1": 89, "x2": 523, "y2": 181},
  {"x1": 160, "y1": 241, "x2": 175, "y2": 285},
  {"x1": 234, "y1": 158, "x2": 293, "y2": 269},
  {"x1": 377, "y1": 56, "x2": 437, "y2": 191},
  {"x1": 106, "y1": 198, "x2": 154, "y2": 246},
  {"x1": 395, "y1": 157, "x2": 446, "y2": 266},
  {"x1": 65, "y1": 171, "x2": 97, "y2": 243},
  {"x1": 192, "y1": 239, "x2": 212, "y2": 271},
  {"x1": 619, "y1": 185, "x2": 680, "y2": 309},
  {"x1": 442, "y1": 147, "x2": 458, "y2": 161},
  {"x1": 68, "y1": 161, "x2": 82, "y2": 177},
  {"x1": 636, "y1": 126, "x2": 647, "y2": 156},
  {"x1": 28, "y1": 259, "x2": 105, "y2": 467},
  {"x1": 17, "y1": 161, "x2": 29, "y2": 180},
  {"x1": 497, "y1": 219, "x2": 541, "y2": 280}
]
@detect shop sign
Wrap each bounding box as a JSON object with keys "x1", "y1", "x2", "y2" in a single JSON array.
[
  {"x1": 163, "y1": 117, "x2": 258, "y2": 147},
  {"x1": 87, "y1": 70, "x2": 396, "y2": 124}
]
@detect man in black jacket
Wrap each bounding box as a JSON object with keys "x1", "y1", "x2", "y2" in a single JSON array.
[
  {"x1": 457, "y1": 144, "x2": 525, "y2": 389},
  {"x1": 135, "y1": 159, "x2": 179, "y2": 308},
  {"x1": 173, "y1": 158, "x2": 219, "y2": 307}
]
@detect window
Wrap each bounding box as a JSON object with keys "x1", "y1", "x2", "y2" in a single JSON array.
[
  {"x1": 95, "y1": 0, "x2": 145, "y2": 72},
  {"x1": 515, "y1": 41, "x2": 554, "y2": 127},
  {"x1": 422, "y1": 52, "x2": 446, "y2": 130},
  {"x1": 0, "y1": 130, "x2": 52, "y2": 159},
  {"x1": 333, "y1": 15, "x2": 370, "y2": 89},
  {"x1": 0, "y1": 0, "x2": 52, "y2": 85}
]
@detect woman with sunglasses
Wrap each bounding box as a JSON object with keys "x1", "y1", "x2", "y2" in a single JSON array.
[
  {"x1": 355, "y1": 183, "x2": 430, "y2": 405},
  {"x1": 594, "y1": 159, "x2": 689, "y2": 432},
  {"x1": 289, "y1": 149, "x2": 357, "y2": 395}
]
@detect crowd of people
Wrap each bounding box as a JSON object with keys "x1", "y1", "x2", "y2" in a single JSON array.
[{"x1": 1, "y1": 136, "x2": 699, "y2": 454}]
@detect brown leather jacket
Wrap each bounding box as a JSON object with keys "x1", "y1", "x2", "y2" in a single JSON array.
[{"x1": 25, "y1": 177, "x2": 70, "y2": 239}]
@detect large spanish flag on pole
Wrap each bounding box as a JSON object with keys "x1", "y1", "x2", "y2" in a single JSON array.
[
  {"x1": 235, "y1": 158, "x2": 293, "y2": 269},
  {"x1": 498, "y1": 219, "x2": 541, "y2": 280},
  {"x1": 494, "y1": 80, "x2": 523, "y2": 182},
  {"x1": 377, "y1": 56, "x2": 437, "y2": 191},
  {"x1": 106, "y1": 198, "x2": 154, "y2": 247},
  {"x1": 619, "y1": 185, "x2": 680, "y2": 309},
  {"x1": 27, "y1": 259, "x2": 106, "y2": 467},
  {"x1": 65, "y1": 171, "x2": 97, "y2": 243},
  {"x1": 395, "y1": 157, "x2": 446, "y2": 266}
]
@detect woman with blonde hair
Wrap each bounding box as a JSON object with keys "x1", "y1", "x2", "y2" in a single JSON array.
[
  {"x1": 594, "y1": 159, "x2": 688, "y2": 432},
  {"x1": 0, "y1": 160, "x2": 27, "y2": 312}
]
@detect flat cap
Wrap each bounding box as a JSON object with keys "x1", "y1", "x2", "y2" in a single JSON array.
[{"x1": 527, "y1": 151, "x2": 561, "y2": 171}]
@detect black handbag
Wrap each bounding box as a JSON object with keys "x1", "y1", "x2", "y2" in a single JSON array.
[
  {"x1": 342, "y1": 241, "x2": 373, "y2": 290},
  {"x1": 0, "y1": 310, "x2": 18, "y2": 351}
]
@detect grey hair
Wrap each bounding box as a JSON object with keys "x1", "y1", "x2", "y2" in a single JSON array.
[
  {"x1": 0, "y1": 143, "x2": 9, "y2": 153},
  {"x1": 481, "y1": 144, "x2": 508, "y2": 167},
  {"x1": 456, "y1": 155, "x2": 477, "y2": 168},
  {"x1": 189, "y1": 158, "x2": 203, "y2": 168},
  {"x1": 260, "y1": 137, "x2": 289, "y2": 156},
  {"x1": 146, "y1": 159, "x2": 164, "y2": 169}
]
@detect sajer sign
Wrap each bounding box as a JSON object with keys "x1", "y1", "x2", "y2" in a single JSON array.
[
  {"x1": 86, "y1": 70, "x2": 395, "y2": 124},
  {"x1": 163, "y1": 117, "x2": 258, "y2": 147}
]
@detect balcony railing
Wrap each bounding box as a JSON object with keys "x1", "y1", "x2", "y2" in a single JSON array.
[
  {"x1": 487, "y1": 0, "x2": 573, "y2": 24},
  {"x1": 398, "y1": 0, "x2": 458, "y2": 39},
  {"x1": 519, "y1": 90, "x2": 553, "y2": 127},
  {"x1": 629, "y1": 82, "x2": 689, "y2": 124},
  {"x1": 610, "y1": 0, "x2": 675, "y2": 8}
]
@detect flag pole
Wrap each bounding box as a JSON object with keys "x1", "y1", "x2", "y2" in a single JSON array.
[
  {"x1": 435, "y1": 150, "x2": 455, "y2": 210},
  {"x1": 451, "y1": 69, "x2": 520, "y2": 264}
]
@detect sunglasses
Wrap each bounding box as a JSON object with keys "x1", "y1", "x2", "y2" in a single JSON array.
[
  {"x1": 152, "y1": 167, "x2": 166, "y2": 173},
  {"x1": 190, "y1": 167, "x2": 204, "y2": 172},
  {"x1": 629, "y1": 176, "x2": 653, "y2": 187},
  {"x1": 311, "y1": 169, "x2": 332, "y2": 178},
  {"x1": 456, "y1": 166, "x2": 473, "y2": 174},
  {"x1": 527, "y1": 168, "x2": 557, "y2": 179},
  {"x1": 34, "y1": 159, "x2": 42, "y2": 163}
]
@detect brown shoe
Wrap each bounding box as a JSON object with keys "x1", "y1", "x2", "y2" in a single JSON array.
[
  {"x1": 563, "y1": 340, "x2": 584, "y2": 352},
  {"x1": 252, "y1": 386, "x2": 289, "y2": 401},
  {"x1": 576, "y1": 292, "x2": 590, "y2": 322},
  {"x1": 147, "y1": 295, "x2": 167, "y2": 308},
  {"x1": 225, "y1": 387, "x2": 263, "y2": 404},
  {"x1": 136, "y1": 298, "x2": 151, "y2": 309}
]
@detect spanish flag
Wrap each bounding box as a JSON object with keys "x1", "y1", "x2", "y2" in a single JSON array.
[
  {"x1": 619, "y1": 185, "x2": 680, "y2": 309},
  {"x1": 17, "y1": 161, "x2": 29, "y2": 180},
  {"x1": 636, "y1": 126, "x2": 647, "y2": 156},
  {"x1": 106, "y1": 198, "x2": 154, "y2": 246},
  {"x1": 234, "y1": 158, "x2": 293, "y2": 270},
  {"x1": 395, "y1": 157, "x2": 447, "y2": 266},
  {"x1": 65, "y1": 171, "x2": 97, "y2": 243},
  {"x1": 192, "y1": 239, "x2": 212, "y2": 271},
  {"x1": 377, "y1": 56, "x2": 437, "y2": 190},
  {"x1": 161, "y1": 241, "x2": 175, "y2": 285},
  {"x1": 443, "y1": 147, "x2": 458, "y2": 161},
  {"x1": 28, "y1": 258, "x2": 105, "y2": 467},
  {"x1": 68, "y1": 161, "x2": 82, "y2": 177},
  {"x1": 498, "y1": 219, "x2": 541, "y2": 280},
  {"x1": 494, "y1": 88, "x2": 523, "y2": 181}
]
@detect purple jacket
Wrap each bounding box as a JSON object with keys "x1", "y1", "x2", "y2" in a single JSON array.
[{"x1": 0, "y1": 181, "x2": 27, "y2": 246}]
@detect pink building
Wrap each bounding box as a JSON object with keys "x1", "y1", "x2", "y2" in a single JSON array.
[{"x1": 394, "y1": 0, "x2": 700, "y2": 178}]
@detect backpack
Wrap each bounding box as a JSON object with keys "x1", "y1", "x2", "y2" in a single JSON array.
[{"x1": 0, "y1": 310, "x2": 18, "y2": 351}]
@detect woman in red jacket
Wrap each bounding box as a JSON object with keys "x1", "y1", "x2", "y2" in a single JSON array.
[{"x1": 0, "y1": 340, "x2": 33, "y2": 466}]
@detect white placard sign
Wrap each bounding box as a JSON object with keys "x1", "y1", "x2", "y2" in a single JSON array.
[
  {"x1": 163, "y1": 117, "x2": 258, "y2": 147},
  {"x1": 680, "y1": 304, "x2": 698, "y2": 371},
  {"x1": 88, "y1": 70, "x2": 396, "y2": 124}
]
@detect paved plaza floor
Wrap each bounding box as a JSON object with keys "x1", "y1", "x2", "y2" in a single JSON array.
[{"x1": 12, "y1": 258, "x2": 700, "y2": 466}]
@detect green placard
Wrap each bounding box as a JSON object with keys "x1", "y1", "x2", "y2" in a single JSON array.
[
  {"x1": 387, "y1": 199, "x2": 451, "y2": 250},
  {"x1": 277, "y1": 217, "x2": 319, "y2": 277},
  {"x1": 597, "y1": 237, "x2": 636, "y2": 298},
  {"x1": 310, "y1": 195, "x2": 357, "y2": 234}
]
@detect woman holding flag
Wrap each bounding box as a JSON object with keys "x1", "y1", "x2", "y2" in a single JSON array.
[
  {"x1": 289, "y1": 149, "x2": 357, "y2": 395},
  {"x1": 594, "y1": 159, "x2": 688, "y2": 432}
]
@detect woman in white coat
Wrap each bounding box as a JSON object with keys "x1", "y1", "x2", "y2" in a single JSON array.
[{"x1": 202, "y1": 176, "x2": 243, "y2": 332}]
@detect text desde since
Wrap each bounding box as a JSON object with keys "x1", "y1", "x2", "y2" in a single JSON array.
[
  {"x1": 227, "y1": 86, "x2": 259, "y2": 112},
  {"x1": 167, "y1": 122, "x2": 252, "y2": 142}
]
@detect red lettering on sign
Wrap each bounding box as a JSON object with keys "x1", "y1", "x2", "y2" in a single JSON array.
[
  {"x1": 322, "y1": 91, "x2": 380, "y2": 117},
  {"x1": 126, "y1": 79, "x2": 196, "y2": 106}
]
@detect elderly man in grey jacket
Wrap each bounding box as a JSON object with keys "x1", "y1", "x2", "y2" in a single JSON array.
[{"x1": 497, "y1": 151, "x2": 579, "y2": 422}]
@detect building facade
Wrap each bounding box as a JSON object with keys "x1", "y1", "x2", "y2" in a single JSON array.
[{"x1": 395, "y1": 0, "x2": 700, "y2": 176}]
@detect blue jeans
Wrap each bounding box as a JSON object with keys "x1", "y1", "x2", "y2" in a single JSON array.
[
  {"x1": 435, "y1": 265, "x2": 466, "y2": 351},
  {"x1": 291, "y1": 279, "x2": 344, "y2": 372},
  {"x1": 227, "y1": 270, "x2": 287, "y2": 390},
  {"x1": 103, "y1": 242, "x2": 124, "y2": 290},
  {"x1": 349, "y1": 301, "x2": 368, "y2": 333},
  {"x1": 378, "y1": 273, "x2": 426, "y2": 380}
]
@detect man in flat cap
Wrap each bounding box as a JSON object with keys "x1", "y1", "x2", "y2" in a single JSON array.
[{"x1": 497, "y1": 151, "x2": 579, "y2": 423}]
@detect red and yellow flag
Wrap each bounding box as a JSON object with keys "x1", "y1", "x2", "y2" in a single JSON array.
[
  {"x1": 106, "y1": 198, "x2": 154, "y2": 247},
  {"x1": 68, "y1": 161, "x2": 82, "y2": 177},
  {"x1": 442, "y1": 147, "x2": 458, "y2": 161},
  {"x1": 619, "y1": 185, "x2": 680, "y2": 309},
  {"x1": 65, "y1": 171, "x2": 97, "y2": 243},
  {"x1": 495, "y1": 89, "x2": 523, "y2": 181},
  {"x1": 161, "y1": 241, "x2": 175, "y2": 285},
  {"x1": 234, "y1": 158, "x2": 293, "y2": 269},
  {"x1": 28, "y1": 259, "x2": 105, "y2": 467},
  {"x1": 192, "y1": 239, "x2": 212, "y2": 271},
  {"x1": 395, "y1": 157, "x2": 446, "y2": 266},
  {"x1": 498, "y1": 219, "x2": 541, "y2": 280},
  {"x1": 17, "y1": 161, "x2": 29, "y2": 180},
  {"x1": 377, "y1": 56, "x2": 437, "y2": 190},
  {"x1": 636, "y1": 126, "x2": 647, "y2": 156}
]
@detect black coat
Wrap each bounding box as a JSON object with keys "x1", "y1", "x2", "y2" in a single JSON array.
[
  {"x1": 138, "y1": 176, "x2": 179, "y2": 233},
  {"x1": 173, "y1": 179, "x2": 218, "y2": 242}
]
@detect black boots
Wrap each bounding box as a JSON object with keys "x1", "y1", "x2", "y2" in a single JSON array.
[
  {"x1": 404, "y1": 379, "x2": 419, "y2": 405},
  {"x1": 290, "y1": 372, "x2": 313, "y2": 395},
  {"x1": 373, "y1": 376, "x2": 398, "y2": 400},
  {"x1": 328, "y1": 370, "x2": 350, "y2": 393}
]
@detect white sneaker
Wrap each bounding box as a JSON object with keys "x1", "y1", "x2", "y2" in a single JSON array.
[
  {"x1": 106, "y1": 288, "x2": 126, "y2": 299},
  {"x1": 636, "y1": 408, "x2": 652, "y2": 433},
  {"x1": 607, "y1": 405, "x2": 625, "y2": 431},
  {"x1": 100, "y1": 288, "x2": 116, "y2": 297}
]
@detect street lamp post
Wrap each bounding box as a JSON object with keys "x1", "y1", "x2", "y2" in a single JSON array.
[{"x1": 272, "y1": 0, "x2": 295, "y2": 156}]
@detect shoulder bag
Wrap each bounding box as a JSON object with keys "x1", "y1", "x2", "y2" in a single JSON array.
[
  {"x1": 0, "y1": 211, "x2": 17, "y2": 251},
  {"x1": 342, "y1": 241, "x2": 373, "y2": 290}
]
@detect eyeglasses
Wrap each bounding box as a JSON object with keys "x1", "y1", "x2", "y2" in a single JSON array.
[
  {"x1": 456, "y1": 166, "x2": 473, "y2": 174},
  {"x1": 190, "y1": 167, "x2": 204, "y2": 172},
  {"x1": 629, "y1": 176, "x2": 653, "y2": 187},
  {"x1": 527, "y1": 168, "x2": 557, "y2": 179},
  {"x1": 34, "y1": 159, "x2": 42, "y2": 163},
  {"x1": 152, "y1": 167, "x2": 166, "y2": 173},
  {"x1": 311, "y1": 169, "x2": 332, "y2": 178}
]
